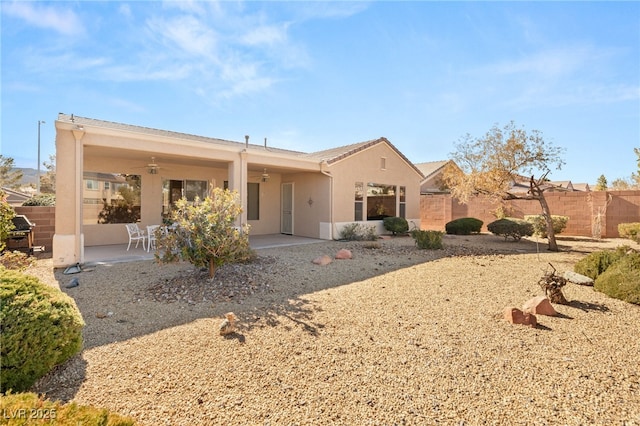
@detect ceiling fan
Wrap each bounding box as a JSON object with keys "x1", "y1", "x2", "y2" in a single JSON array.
[
  {"x1": 147, "y1": 157, "x2": 160, "y2": 174},
  {"x1": 250, "y1": 168, "x2": 270, "y2": 182}
]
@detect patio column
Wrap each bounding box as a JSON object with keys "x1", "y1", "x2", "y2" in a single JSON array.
[
  {"x1": 52, "y1": 125, "x2": 85, "y2": 267},
  {"x1": 228, "y1": 151, "x2": 248, "y2": 225}
]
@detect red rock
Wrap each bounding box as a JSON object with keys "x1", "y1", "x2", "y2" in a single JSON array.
[
  {"x1": 335, "y1": 249, "x2": 352, "y2": 260},
  {"x1": 312, "y1": 255, "x2": 333, "y2": 266},
  {"x1": 522, "y1": 296, "x2": 557, "y2": 316},
  {"x1": 503, "y1": 307, "x2": 537, "y2": 327}
]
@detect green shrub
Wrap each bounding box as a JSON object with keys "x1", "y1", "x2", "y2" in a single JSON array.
[
  {"x1": 383, "y1": 216, "x2": 409, "y2": 236},
  {"x1": 445, "y1": 217, "x2": 483, "y2": 235},
  {"x1": 0, "y1": 191, "x2": 16, "y2": 252},
  {"x1": 21, "y1": 193, "x2": 56, "y2": 206},
  {"x1": 410, "y1": 229, "x2": 444, "y2": 249},
  {"x1": 618, "y1": 222, "x2": 640, "y2": 243},
  {"x1": 487, "y1": 218, "x2": 534, "y2": 241},
  {"x1": 338, "y1": 223, "x2": 378, "y2": 241},
  {"x1": 1, "y1": 392, "x2": 137, "y2": 425},
  {"x1": 573, "y1": 246, "x2": 629, "y2": 280},
  {"x1": 0, "y1": 269, "x2": 84, "y2": 393},
  {"x1": 594, "y1": 251, "x2": 640, "y2": 305},
  {"x1": 524, "y1": 214, "x2": 569, "y2": 238}
]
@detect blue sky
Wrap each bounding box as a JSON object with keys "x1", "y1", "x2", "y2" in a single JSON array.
[{"x1": 2, "y1": 1, "x2": 638, "y2": 185}]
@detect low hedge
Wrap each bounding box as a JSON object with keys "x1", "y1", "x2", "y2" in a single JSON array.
[
  {"x1": 1, "y1": 269, "x2": 84, "y2": 393},
  {"x1": 445, "y1": 217, "x2": 483, "y2": 235},
  {"x1": 573, "y1": 246, "x2": 628, "y2": 280},
  {"x1": 487, "y1": 218, "x2": 534, "y2": 241}
]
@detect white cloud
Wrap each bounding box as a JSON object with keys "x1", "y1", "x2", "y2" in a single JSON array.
[{"x1": 2, "y1": 1, "x2": 85, "y2": 36}]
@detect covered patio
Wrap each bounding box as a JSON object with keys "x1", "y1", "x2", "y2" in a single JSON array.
[{"x1": 82, "y1": 234, "x2": 324, "y2": 266}]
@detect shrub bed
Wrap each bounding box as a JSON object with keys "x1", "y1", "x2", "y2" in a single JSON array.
[
  {"x1": 1, "y1": 269, "x2": 84, "y2": 393},
  {"x1": 445, "y1": 217, "x2": 483, "y2": 235}
]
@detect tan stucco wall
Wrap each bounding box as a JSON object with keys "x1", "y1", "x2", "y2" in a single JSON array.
[{"x1": 326, "y1": 142, "x2": 422, "y2": 231}]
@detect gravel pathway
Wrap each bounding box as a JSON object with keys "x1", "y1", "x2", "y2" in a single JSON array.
[{"x1": 29, "y1": 235, "x2": 640, "y2": 425}]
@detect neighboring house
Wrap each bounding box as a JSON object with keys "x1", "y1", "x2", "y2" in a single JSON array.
[
  {"x1": 2, "y1": 187, "x2": 32, "y2": 206},
  {"x1": 509, "y1": 178, "x2": 590, "y2": 195},
  {"x1": 54, "y1": 114, "x2": 424, "y2": 267},
  {"x1": 415, "y1": 160, "x2": 457, "y2": 194}
]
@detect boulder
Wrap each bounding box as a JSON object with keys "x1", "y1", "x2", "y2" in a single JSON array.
[
  {"x1": 312, "y1": 255, "x2": 333, "y2": 266},
  {"x1": 522, "y1": 296, "x2": 557, "y2": 316},
  {"x1": 335, "y1": 249, "x2": 353, "y2": 260},
  {"x1": 563, "y1": 271, "x2": 594, "y2": 286},
  {"x1": 503, "y1": 307, "x2": 537, "y2": 327}
]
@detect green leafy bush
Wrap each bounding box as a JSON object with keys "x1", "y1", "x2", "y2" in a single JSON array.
[
  {"x1": 445, "y1": 217, "x2": 483, "y2": 235},
  {"x1": 1, "y1": 392, "x2": 137, "y2": 425},
  {"x1": 21, "y1": 193, "x2": 56, "y2": 206},
  {"x1": 487, "y1": 218, "x2": 534, "y2": 241},
  {"x1": 410, "y1": 229, "x2": 443, "y2": 249},
  {"x1": 524, "y1": 214, "x2": 569, "y2": 238},
  {"x1": 338, "y1": 223, "x2": 378, "y2": 241},
  {"x1": 156, "y1": 188, "x2": 254, "y2": 279},
  {"x1": 0, "y1": 269, "x2": 84, "y2": 393},
  {"x1": 594, "y1": 251, "x2": 640, "y2": 305},
  {"x1": 383, "y1": 216, "x2": 409, "y2": 236},
  {"x1": 618, "y1": 222, "x2": 640, "y2": 243},
  {"x1": 1, "y1": 190, "x2": 16, "y2": 252},
  {"x1": 573, "y1": 246, "x2": 629, "y2": 280}
]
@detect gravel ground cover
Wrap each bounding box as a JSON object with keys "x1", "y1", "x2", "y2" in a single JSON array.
[{"x1": 25, "y1": 234, "x2": 640, "y2": 425}]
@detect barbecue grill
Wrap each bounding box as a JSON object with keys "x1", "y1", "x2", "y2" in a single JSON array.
[{"x1": 5, "y1": 215, "x2": 36, "y2": 254}]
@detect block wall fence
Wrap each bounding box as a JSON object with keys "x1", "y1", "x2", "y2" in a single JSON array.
[
  {"x1": 14, "y1": 206, "x2": 55, "y2": 252},
  {"x1": 420, "y1": 190, "x2": 640, "y2": 238}
]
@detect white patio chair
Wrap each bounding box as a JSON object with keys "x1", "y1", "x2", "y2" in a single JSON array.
[
  {"x1": 125, "y1": 223, "x2": 146, "y2": 251},
  {"x1": 146, "y1": 225, "x2": 162, "y2": 252}
]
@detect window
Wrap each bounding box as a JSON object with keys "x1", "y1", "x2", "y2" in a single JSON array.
[
  {"x1": 399, "y1": 186, "x2": 406, "y2": 219},
  {"x1": 366, "y1": 183, "x2": 396, "y2": 220},
  {"x1": 354, "y1": 182, "x2": 364, "y2": 221},
  {"x1": 247, "y1": 182, "x2": 260, "y2": 220},
  {"x1": 83, "y1": 173, "x2": 141, "y2": 224}
]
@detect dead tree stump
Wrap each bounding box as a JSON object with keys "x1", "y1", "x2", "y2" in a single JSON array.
[{"x1": 539, "y1": 263, "x2": 569, "y2": 304}]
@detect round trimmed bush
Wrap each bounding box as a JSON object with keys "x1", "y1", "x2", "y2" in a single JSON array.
[
  {"x1": 1, "y1": 269, "x2": 84, "y2": 392},
  {"x1": 383, "y1": 216, "x2": 409, "y2": 236},
  {"x1": 487, "y1": 218, "x2": 534, "y2": 241},
  {"x1": 445, "y1": 217, "x2": 483, "y2": 235},
  {"x1": 524, "y1": 214, "x2": 569, "y2": 238},
  {"x1": 22, "y1": 193, "x2": 56, "y2": 206}
]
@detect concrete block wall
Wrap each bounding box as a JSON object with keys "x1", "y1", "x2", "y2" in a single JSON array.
[
  {"x1": 14, "y1": 206, "x2": 55, "y2": 252},
  {"x1": 420, "y1": 190, "x2": 640, "y2": 238}
]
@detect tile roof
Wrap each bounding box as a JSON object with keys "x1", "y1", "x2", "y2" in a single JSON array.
[
  {"x1": 58, "y1": 113, "x2": 424, "y2": 176},
  {"x1": 414, "y1": 160, "x2": 451, "y2": 180}
]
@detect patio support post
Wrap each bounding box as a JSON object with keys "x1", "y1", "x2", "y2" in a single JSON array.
[{"x1": 230, "y1": 151, "x2": 248, "y2": 226}]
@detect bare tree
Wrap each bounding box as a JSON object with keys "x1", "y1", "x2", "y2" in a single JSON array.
[{"x1": 442, "y1": 121, "x2": 565, "y2": 251}]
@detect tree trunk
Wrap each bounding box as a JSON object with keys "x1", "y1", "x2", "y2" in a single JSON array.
[
  {"x1": 530, "y1": 176, "x2": 558, "y2": 252},
  {"x1": 208, "y1": 258, "x2": 217, "y2": 279},
  {"x1": 537, "y1": 194, "x2": 558, "y2": 251}
]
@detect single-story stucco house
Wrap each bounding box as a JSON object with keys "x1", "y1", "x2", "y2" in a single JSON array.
[{"x1": 53, "y1": 113, "x2": 424, "y2": 267}]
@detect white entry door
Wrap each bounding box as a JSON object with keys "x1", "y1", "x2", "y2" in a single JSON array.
[{"x1": 281, "y1": 183, "x2": 293, "y2": 234}]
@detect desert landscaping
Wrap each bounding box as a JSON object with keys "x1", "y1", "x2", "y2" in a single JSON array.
[{"x1": 26, "y1": 234, "x2": 640, "y2": 425}]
